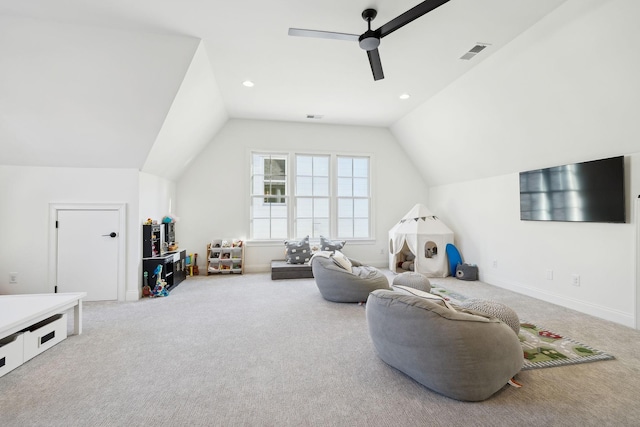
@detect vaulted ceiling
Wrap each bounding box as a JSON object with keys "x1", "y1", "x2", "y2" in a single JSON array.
[{"x1": 0, "y1": 1, "x2": 568, "y2": 180}]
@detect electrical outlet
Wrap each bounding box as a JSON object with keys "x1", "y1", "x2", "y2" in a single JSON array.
[
  {"x1": 545, "y1": 270, "x2": 553, "y2": 280},
  {"x1": 380, "y1": 248, "x2": 385, "y2": 255},
  {"x1": 9, "y1": 272, "x2": 18, "y2": 284},
  {"x1": 492, "y1": 260, "x2": 498, "y2": 268},
  {"x1": 571, "y1": 274, "x2": 580, "y2": 287}
]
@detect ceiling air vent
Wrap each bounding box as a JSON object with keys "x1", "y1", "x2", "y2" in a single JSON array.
[{"x1": 460, "y1": 43, "x2": 489, "y2": 60}]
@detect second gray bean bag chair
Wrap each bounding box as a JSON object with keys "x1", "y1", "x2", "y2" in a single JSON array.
[
  {"x1": 366, "y1": 289, "x2": 523, "y2": 401},
  {"x1": 311, "y1": 255, "x2": 390, "y2": 302}
]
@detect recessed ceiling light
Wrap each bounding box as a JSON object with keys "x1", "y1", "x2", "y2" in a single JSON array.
[
  {"x1": 399, "y1": 93, "x2": 411, "y2": 100},
  {"x1": 242, "y1": 80, "x2": 255, "y2": 87}
]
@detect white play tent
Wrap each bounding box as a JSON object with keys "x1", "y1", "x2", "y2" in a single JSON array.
[{"x1": 388, "y1": 204, "x2": 454, "y2": 277}]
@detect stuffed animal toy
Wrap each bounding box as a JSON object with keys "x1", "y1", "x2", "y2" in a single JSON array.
[
  {"x1": 151, "y1": 281, "x2": 169, "y2": 297},
  {"x1": 401, "y1": 261, "x2": 415, "y2": 271},
  {"x1": 402, "y1": 249, "x2": 415, "y2": 262}
]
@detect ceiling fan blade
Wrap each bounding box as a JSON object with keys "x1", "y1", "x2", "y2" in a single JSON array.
[
  {"x1": 367, "y1": 49, "x2": 385, "y2": 81},
  {"x1": 288, "y1": 28, "x2": 359, "y2": 42},
  {"x1": 377, "y1": 0, "x2": 450, "y2": 38}
]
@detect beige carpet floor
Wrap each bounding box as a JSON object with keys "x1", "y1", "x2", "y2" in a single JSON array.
[{"x1": 1, "y1": 272, "x2": 639, "y2": 426}]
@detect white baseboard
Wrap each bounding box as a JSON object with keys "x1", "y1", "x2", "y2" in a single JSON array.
[
  {"x1": 244, "y1": 264, "x2": 271, "y2": 274},
  {"x1": 482, "y1": 273, "x2": 635, "y2": 328},
  {"x1": 126, "y1": 289, "x2": 140, "y2": 301}
]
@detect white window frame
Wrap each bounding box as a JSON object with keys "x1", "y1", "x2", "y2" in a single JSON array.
[
  {"x1": 250, "y1": 153, "x2": 289, "y2": 240},
  {"x1": 335, "y1": 155, "x2": 371, "y2": 239},
  {"x1": 293, "y1": 154, "x2": 331, "y2": 239},
  {"x1": 249, "y1": 150, "x2": 373, "y2": 242}
]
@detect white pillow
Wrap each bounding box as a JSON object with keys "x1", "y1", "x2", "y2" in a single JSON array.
[
  {"x1": 331, "y1": 250, "x2": 352, "y2": 273},
  {"x1": 392, "y1": 285, "x2": 457, "y2": 311}
]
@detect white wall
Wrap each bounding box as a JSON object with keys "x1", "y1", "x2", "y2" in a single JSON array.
[
  {"x1": 142, "y1": 40, "x2": 229, "y2": 181},
  {"x1": 392, "y1": 0, "x2": 640, "y2": 187},
  {"x1": 429, "y1": 162, "x2": 637, "y2": 327},
  {"x1": 0, "y1": 166, "x2": 140, "y2": 299},
  {"x1": 139, "y1": 172, "x2": 176, "y2": 224},
  {"x1": 176, "y1": 119, "x2": 429, "y2": 272},
  {"x1": 392, "y1": 0, "x2": 640, "y2": 327}
]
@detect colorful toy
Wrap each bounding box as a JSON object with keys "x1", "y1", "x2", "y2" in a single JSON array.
[
  {"x1": 193, "y1": 253, "x2": 199, "y2": 275},
  {"x1": 150, "y1": 264, "x2": 169, "y2": 297},
  {"x1": 142, "y1": 271, "x2": 151, "y2": 297}
]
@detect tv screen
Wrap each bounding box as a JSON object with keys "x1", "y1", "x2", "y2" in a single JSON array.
[{"x1": 519, "y1": 156, "x2": 625, "y2": 223}]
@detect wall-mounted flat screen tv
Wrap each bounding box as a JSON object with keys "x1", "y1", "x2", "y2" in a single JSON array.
[{"x1": 519, "y1": 156, "x2": 625, "y2": 223}]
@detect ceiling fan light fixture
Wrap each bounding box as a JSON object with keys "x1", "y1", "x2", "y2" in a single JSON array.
[{"x1": 358, "y1": 31, "x2": 380, "y2": 51}]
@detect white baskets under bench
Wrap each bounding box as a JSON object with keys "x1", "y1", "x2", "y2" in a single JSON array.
[{"x1": 0, "y1": 293, "x2": 84, "y2": 378}]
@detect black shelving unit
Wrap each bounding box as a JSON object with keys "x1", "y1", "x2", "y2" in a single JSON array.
[
  {"x1": 142, "y1": 223, "x2": 185, "y2": 295},
  {"x1": 142, "y1": 224, "x2": 163, "y2": 258}
]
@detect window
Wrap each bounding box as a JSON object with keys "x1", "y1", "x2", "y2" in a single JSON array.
[
  {"x1": 250, "y1": 153, "x2": 288, "y2": 239},
  {"x1": 295, "y1": 155, "x2": 330, "y2": 238},
  {"x1": 250, "y1": 152, "x2": 371, "y2": 240},
  {"x1": 337, "y1": 156, "x2": 370, "y2": 238}
]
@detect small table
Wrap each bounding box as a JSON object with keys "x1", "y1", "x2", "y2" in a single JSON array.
[{"x1": 0, "y1": 292, "x2": 86, "y2": 339}]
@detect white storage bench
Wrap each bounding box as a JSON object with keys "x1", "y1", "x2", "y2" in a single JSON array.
[{"x1": 0, "y1": 293, "x2": 85, "y2": 378}]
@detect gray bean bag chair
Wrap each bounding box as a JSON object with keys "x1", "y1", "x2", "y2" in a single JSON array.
[
  {"x1": 366, "y1": 289, "x2": 523, "y2": 401},
  {"x1": 311, "y1": 254, "x2": 390, "y2": 302}
]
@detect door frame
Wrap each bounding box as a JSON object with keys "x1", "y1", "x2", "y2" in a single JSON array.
[
  {"x1": 48, "y1": 203, "x2": 127, "y2": 301},
  {"x1": 636, "y1": 197, "x2": 640, "y2": 330}
]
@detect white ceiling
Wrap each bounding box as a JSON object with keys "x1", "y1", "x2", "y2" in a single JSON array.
[{"x1": 0, "y1": 0, "x2": 568, "y2": 175}]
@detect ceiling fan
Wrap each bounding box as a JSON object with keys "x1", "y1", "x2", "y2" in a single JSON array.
[{"x1": 288, "y1": 0, "x2": 451, "y2": 81}]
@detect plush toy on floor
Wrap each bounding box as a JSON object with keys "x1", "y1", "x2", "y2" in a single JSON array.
[{"x1": 400, "y1": 249, "x2": 416, "y2": 271}]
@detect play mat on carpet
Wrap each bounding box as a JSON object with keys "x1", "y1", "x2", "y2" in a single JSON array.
[{"x1": 430, "y1": 286, "x2": 615, "y2": 370}]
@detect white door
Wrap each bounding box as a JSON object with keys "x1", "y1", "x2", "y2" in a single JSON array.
[{"x1": 56, "y1": 209, "x2": 120, "y2": 301}]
